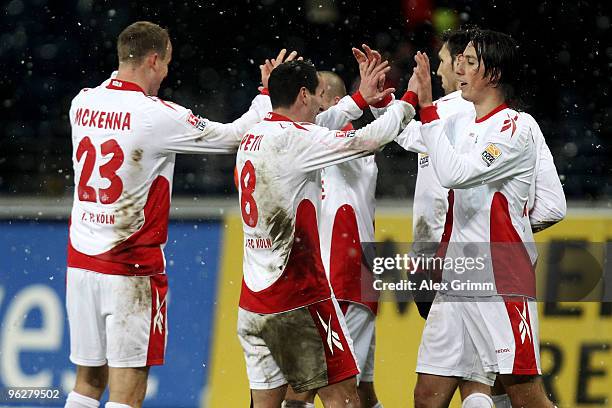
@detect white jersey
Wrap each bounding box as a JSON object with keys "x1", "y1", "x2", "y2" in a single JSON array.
[
  {"x1": 68, "y1": 78, "x2": 269, "y2": 276},
  {"x1": 398, "y1": 91, "x2": 473, "y2": 254},
  {"x1": 319, "y1": 124, "x2": 379, "y2": 314},
  {"x1": 414, "y1": 104, "x2": 538, "y2": 298},
  {"x1": 524, "y1": 115, "x2": 567, "y2": 231},
  {"x1": 237, "y1": 101, "x2": 415, "y2": 314},
  {"x1": 394, "y1": 91, "x2": 565, "y2": 255}
]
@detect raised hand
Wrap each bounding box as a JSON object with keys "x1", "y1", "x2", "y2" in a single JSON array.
[
  {"x1": 260, "y1": 48, "x2": 301, "y2": 89},
  {"x1": 407, "y1": 68, "x2": 419, "y2": 95},
  {"x1": 414, "y1": 51, "x2": 433, "y2": 108},
  {"x1": 353, "y1": 44, "x2": 394, "y2": 105}
]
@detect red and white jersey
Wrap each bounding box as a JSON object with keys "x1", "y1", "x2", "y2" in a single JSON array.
[
  {"x1": 394, "y1": 91, "x2": 565, "y2": 254},
  {"x1": 237, "y1": 100, "x2": 415, "y2": 314},
  {"x1": 415, "y1": 103, "x2": 538, "y2": 298},
  {"x1": 68, "y1": 78, "x2": 269, "y2": 276},
  {"x1": 319, "y1": 125, "x2": 379, "y2": 314}
]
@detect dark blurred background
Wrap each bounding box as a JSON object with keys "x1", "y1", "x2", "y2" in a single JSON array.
[{"x1": 1, "y1": 0, "x2": 610, "y2": 201}]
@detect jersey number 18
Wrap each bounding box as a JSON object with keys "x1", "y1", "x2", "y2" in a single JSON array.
[{"x1": 240, "y1": 160, "x2": 258, "y2": 227}]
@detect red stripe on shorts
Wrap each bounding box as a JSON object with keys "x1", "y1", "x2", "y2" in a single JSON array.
[
  {"x1": 504, "y1": 299, "x2": 539, "y2": 375},
  {"x1": 308, "y1": 299, "x2": 359, "y2": 385},
  {"x1": 146, "y1": 273, "x2": 168, "y2": 366}
]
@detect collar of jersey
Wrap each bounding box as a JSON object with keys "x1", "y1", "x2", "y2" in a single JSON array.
[
  {"x1": 106, "y1": 79, "x2": 146, "y2": 94},
  {"x1": 264, "y1": 112, "x2": 309, "y2": 130},
  {"x1": 475, "y1": 102, "x2": 508, "y2": 123}
]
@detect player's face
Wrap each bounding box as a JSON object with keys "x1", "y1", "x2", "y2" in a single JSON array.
[
  {"x1": 306, "y1": 78, "x2": 325, "y2": 122},
  {"x1": 455, "y1": 42, "x2": 487, "y2": 103},
  {"x1": 436, "y1": 43, "x2": 458, "y2": 95},
  {"x1": 321, "y1": 78, "x2": 336, "y2": 111},
  {"x1": 150, "y1": 40, "x2": 172, "y2": 96}
]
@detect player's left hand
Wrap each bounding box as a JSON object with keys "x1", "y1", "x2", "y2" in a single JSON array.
[{"x1": 260, "y1": 48, "x2": 302, "y2": 89}]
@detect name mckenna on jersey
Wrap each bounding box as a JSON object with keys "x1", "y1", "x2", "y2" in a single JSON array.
[{"x1": 74, "y1": 107, "x2": 132, "y2": 130}]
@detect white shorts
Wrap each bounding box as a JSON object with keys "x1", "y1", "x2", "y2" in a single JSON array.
[
  {"x1": 340, "y1": 302, "x2": 376, "y2": 384},
  {"x1": 416, "y1": 294, "x2": 541, "y2": 386},
  {"x1": 238, "y1": 297, "x2": 359, "y2": 392},
  {"x1": 66, "y1": 267, "x2": 168, "y2": 368}
]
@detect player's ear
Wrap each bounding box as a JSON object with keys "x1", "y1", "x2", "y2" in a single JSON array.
[
  {"x1": 334, "y1": 96, "x2": 341, "y2": 105},
  {"x1": 146, "y1": 52, "x2": 159, "y2": 70},
  {"x1": 300, "y1": 87, "x2": 308, "y2": 105}
]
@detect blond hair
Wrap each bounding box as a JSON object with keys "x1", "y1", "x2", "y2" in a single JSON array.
[{"x1": 117, "y1": 21, "x2": 169, "y2": 64}]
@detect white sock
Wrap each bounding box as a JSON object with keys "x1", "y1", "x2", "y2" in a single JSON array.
[
  {"x1": 282, "y1": 401, "x2": 315, "y2": 408},
  {"x1": 105, "y1": 403, "x2": 132, "y2": 408},
  {"x1": 462, "y1": 392, "x2": 494, "y2": 408},
  {"x1": 65, "y1": 391, "x2": 100, "y2": 408},
  {"x1": 491, "y1": 394, "x2": 512, "y2": 408}
]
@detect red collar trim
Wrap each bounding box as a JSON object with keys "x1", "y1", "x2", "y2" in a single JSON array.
[
  {"x1": 475, "y1": 103, "x2": 508, "y2": 123},
  {"x1": 264, "y1": 112, "x2": 309, "y2": 130},
  {"x1": 106, "y1": 79, "x2": 145, "y2": 94},
  {"x1": 264, "y1": 112, "x2": 294, "y2": 122}
]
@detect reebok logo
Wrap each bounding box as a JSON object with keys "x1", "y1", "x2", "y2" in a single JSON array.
[
  {"x1": 515, "y1": 302, "x2": 532, "y2": 344},
  {"x1": 501, "y1": 113, "x2": 519, "y2": 137},
  {"x1": 316, "y1": 311, "x2": 344, "y2": 354},
  {"x1": 153, "y1": 289, "x2": 166, "y2": 334}
]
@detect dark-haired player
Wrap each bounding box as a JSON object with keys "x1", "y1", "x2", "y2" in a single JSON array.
[
  {"x1": 407, "y1": 30, "x2": 557, "y2": 408},
  {"x1": 236, "y1": 58, "x2": 417, "y2": 407}
]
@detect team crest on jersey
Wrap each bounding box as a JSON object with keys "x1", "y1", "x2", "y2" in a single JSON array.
[
  {"x1": 335, "y1": 130, "x2": 356, "y2": 138},
  {"x1": 481, "y1": 143, "x2": 502, "y2": 167},
  {"x1": 418, "y1": 153, "x2": 430, "y2": 168},
  {"x1": 186, "y1": 113, "x2": 206, "y2": 131}
]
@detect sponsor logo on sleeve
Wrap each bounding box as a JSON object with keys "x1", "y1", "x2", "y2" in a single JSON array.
[
  {"x1": 335, "y1": 130, "x2": 356, "y2": 138},
  {"x1": 481, "y1": 143, "x2": 502, "y2": 167},
  {"x1": 187, "y1": 113, "x2": 207, "y2": 131},
  {"x1": 418, "y1": 153, "x2": 430, "y2": 168}
]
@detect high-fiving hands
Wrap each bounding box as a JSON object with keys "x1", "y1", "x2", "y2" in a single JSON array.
[
  {"x1": 352, "y1": 44, "x2": 395, "y2": 105},
  {"x1": 412, "y1": 51, "x2": 433, "y2": 108}
]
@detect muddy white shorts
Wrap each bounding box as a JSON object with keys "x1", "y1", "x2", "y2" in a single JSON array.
[
  {"x1": 66, "y1": 267, "x2": 168, "y2": 368},
  {"x1": 416, "y1": 294, "x2": 541, "y2": 386},
  {"x1": 340, "y1": 302, "x2": 376, "y2": 384},
  {"x1": 238, "y1": 297, "x2": 359, "y2": 392}
]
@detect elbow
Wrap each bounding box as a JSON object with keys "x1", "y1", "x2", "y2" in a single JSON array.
[
  {"x1": 550, "y1": 196, "x2": 567, "y2": 222},
  {"x1": 552, "y1": 203, "x2": 567, "y2": 223}
]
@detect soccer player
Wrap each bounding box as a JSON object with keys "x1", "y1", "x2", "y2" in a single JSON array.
[
  {"x1": 282, "y1": 70, "x2": 385, "y2": 408},
  {"x1": 236, "y1": 59, "x2": 417, "y2": 407},
  {"x1": 396, "y1": 28, "x2": 565, "y2": 280},
  {"x1": 64, "y1": 21, "x2": 270, "y2": 408},
  {"x1": 405, "y1": 30, "x2": 556, "y2": 408},
  {"x1": 381, "y1": 28, "x2": 564, "y2": 407}
]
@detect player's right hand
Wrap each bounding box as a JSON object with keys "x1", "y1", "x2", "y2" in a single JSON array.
[
  {"x1": 355, "y1": 44, "x2": 395, "y2": 106},
  {"x1": 414, "y1": 51, "x2": 433, "y2": 108}
]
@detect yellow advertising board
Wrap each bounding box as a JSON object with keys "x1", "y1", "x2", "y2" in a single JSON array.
[{"x1": 206, "y1": 211, "x2": 612, "y2": 407}]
